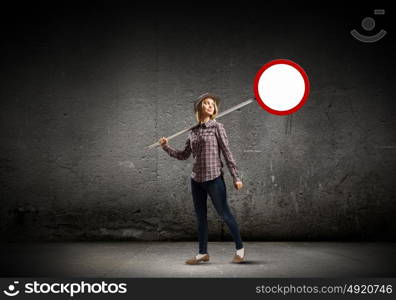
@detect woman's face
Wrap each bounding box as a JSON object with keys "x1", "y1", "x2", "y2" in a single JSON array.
[{"x1": 200, "y1": 98, "x2": 215, "y2": 117}]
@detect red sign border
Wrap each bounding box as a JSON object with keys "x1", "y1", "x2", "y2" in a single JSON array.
[{"x1": 253, "y1": 59, "x2": 310, "y2": 115}]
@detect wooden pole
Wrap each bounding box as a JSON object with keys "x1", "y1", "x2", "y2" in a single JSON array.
[{"x1": 146, "y1": 98, "x2": 255, "y2": 150}]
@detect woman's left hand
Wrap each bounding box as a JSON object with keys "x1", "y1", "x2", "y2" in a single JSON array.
[{"x1": 234, "y1": 181, "x2": 243, "y2": 190}]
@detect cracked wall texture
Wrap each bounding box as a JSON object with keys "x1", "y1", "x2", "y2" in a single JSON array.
[{"x1": 1, "y1": 3, "x2": 395, "y2": 241}]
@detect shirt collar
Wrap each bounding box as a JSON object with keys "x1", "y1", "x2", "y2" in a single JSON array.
[{"x1": 198, "y1": 119, "x2": 216, "y2": 128}]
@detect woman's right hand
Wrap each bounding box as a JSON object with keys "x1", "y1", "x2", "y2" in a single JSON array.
[{"x1": 159, "y1": 137, "x2": 168, "y2": 147}]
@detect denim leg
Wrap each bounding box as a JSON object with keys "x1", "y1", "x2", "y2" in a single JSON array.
[
  {"x1": 191, "y1": 178, "x2": 208, "y2": 254},
  {"x1": 206, "y1": 176, "x2": 244, "y2": 250}
]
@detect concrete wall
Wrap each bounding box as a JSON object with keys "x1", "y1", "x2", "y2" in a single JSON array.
[{"x1": 1, "y1": 2, "x2": 395, "y2": 241}]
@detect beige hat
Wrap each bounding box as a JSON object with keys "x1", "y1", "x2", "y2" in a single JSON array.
[{"x1": 193, "y1": 92, "x2": 221, "y2": 113}]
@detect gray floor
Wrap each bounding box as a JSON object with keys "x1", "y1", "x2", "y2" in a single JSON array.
[{"x1": 1, "y1": 241, "x2": 395, "y2": 277}]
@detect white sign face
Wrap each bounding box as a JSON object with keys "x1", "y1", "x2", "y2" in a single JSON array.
[{"x1": 254, "y1": 59, "x2": 310, "y2": 115}]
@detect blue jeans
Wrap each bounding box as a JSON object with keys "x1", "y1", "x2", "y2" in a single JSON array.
[{"x1": 191, "y1": 174, "x2": 243, "y2": 254}]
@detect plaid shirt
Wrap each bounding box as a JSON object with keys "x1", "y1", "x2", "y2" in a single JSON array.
[{"x1": 162, "y1": 119, "x2": 241, "y2": 183}]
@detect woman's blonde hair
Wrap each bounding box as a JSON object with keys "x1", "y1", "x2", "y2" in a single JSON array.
[{"x1": 195, "y1": 96, "x2": 219, "y2": 122}]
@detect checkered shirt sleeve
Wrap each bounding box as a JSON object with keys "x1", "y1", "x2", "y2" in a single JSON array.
[{"x1": 216, "y1": 123, "x2": 241, "y2": 183}]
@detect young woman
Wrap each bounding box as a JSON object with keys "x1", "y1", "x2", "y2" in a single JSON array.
[{"x1": 159, "y1": 93, "x2": 245, "y2": 264}]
